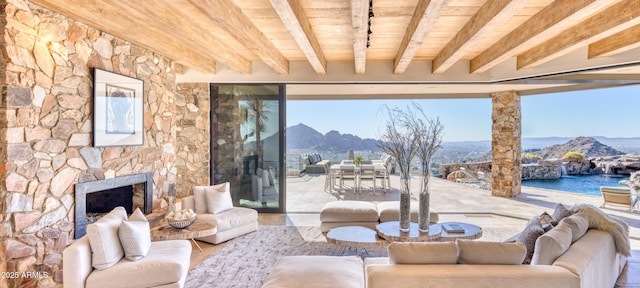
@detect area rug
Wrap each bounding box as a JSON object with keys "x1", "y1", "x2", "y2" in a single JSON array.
[{"x1": 185, "y1": 226, "x2": 387, "y2": 288}]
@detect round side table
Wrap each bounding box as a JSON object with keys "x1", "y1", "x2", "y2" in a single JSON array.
[{"x1": 151, "y1": 220, "x2": 216, "y2": 252}]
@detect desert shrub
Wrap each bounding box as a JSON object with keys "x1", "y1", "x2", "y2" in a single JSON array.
[
  {"x1": 523, "y1": 153, "x2": 540, "y2": 160},
  {"x1": 562, "y1": 151, "x2": 584, "y2": 161}
]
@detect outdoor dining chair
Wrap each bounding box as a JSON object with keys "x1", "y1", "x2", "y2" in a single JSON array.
[
  {"x1": 340, "y1": 165, "x2": 358, "y2": 193},
  {"x1": 359, "y1": 164, "x2": 376, "y2": 193}
]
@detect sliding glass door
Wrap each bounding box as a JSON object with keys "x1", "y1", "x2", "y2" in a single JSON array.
[{"x1": 210, "y1": 84, "x2": 285, "y2": 212}]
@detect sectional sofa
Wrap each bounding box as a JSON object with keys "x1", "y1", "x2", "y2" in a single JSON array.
[{"x1": 264, "y1": 204, "x2": 629, "y2": 288}]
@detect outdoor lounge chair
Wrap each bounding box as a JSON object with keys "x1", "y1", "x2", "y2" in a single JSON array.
[{"x1": 600, "y1": 186, "x2": 639, "y2": 212}]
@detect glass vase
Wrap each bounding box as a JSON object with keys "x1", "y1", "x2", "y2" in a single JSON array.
[
  {"x1": 399, "y1": 172, "x2": 411, "y2": 232},
  {"x1": 418, "y1": 169, "x2": 431, "y2": 232}
]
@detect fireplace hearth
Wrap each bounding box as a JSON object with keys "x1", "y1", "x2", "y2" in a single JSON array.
[{"x1": 74, "y1": 173, "x2": 153, "y2": 238}]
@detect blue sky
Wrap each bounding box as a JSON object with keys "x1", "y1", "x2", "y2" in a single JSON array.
[{"x1": 287, "y1": 84, "x2": 640, "y2": 142}]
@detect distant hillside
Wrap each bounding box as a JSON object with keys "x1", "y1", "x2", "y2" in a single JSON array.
[
  {"x1": 286, "y1": 123, "x2": 383, "y2": 151},
  {"x1": 286, "y1": 123, "x2": 324, "y2": 149},
  {"x1": 533, "y1": 136, "x2": 624, "y2": 159}
]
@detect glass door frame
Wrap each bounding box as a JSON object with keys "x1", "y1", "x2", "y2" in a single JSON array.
[{"x1": 209, "y1": 83, "x2": 286, "y2": 213}]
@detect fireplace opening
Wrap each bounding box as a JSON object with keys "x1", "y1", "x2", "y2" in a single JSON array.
[
  {"x1": 75, "y1": 173, "x2": 153, "y2": 238},
  {"x1": 85, "y1": 185, "x2": 136, "y2": 225},
  {"x1": 86, "y1": 186, "x2": 134, "y2": 214}
]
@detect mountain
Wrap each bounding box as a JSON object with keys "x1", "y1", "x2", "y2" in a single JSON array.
[
  {"x1": 286, "y1": 123, "x2": 324, "y2": 149},
  {"x1": 285, "y1": 123, "x2": 383, "y2": 151},
  {"x1": 534, "y1": 136, "x2": 625, "y2": 159}
]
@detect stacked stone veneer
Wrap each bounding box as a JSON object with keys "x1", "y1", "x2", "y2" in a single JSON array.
[
  {"x1": 211, "y1": 88, "x2": 244, "y2": 203},
  {"x1": 175, "y1": 83, "x2": 210, "y2": 197},
  {"x1": 0, "y1": 2, "x2": 207, "y2": 287},
  {"x1": 491, "y1": 91, "x2": 522, "y2": 197}
]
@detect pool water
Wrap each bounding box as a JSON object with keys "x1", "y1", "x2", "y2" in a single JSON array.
[{"x1": 522, "y1": 174, "x2": 628, "y2": 196}]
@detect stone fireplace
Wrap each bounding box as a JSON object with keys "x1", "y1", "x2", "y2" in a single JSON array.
[{"x1": 74, "y1": 173, "x2": 153, "y2": 238}]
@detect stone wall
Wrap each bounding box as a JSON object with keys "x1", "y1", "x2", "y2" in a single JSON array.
[
  {"x1": 521, "y1": 160, "x2": 563, "y2": 180},
  {"x1": 439, "y1": 161, "x2": 491, "y2": 179},
  {"x1": 210, "y1": 88, "x2": 244, "y2": 203},
  {"x1": 175, "y1": 83, "x2": 210, "y2": 196},
  {"x1": 0, "y1": 2, "x2": 190, "y2": 286},
  {"x1": 491, "y1": 91, "x2": 522, "y2": 197}
]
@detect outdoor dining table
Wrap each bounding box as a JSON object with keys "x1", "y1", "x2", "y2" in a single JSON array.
[{"x1": 329, "y1": 161, "x2": 389, "y2": 193}]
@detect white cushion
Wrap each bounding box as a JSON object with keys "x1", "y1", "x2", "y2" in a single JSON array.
[
  {"x1": 85, "y1": 240, "x2": 192, "y2": 288},
  {"x1": 320, "y1": 201, "x2": 379, "y2": 222},
  {"x1": 263, "y1": 256, "x2": 363, "y2": 288},
  {"x1": 531, "y1": 221, "x2": 573, "y2": 265},
  {"x1": 268, "y1": 168, "x2": 275, "y2": 186},
  {"x1": 387, "y1": 242, "x2": 458, "y2": 264},
  {"x1": 204, "y1": 182, "x2": 234, "y2": 214},
  {"x1": 197, "y1": 207, "x2": 258, "y2": 232},
  {"x1": 118, "y1": 208, "x2": 151, "y2": 261},
  {"x1": 560, "y1": 211, "x2": 589, "y2": 243},
  {"x1": 457, "y1": 240, "x2": 526, "y2": 264},
  {"x1": 86, "y1": 206, "x2": 127, "y2": 270},
  {"x1": 191, "y1": 186, "x2": 209, "y2": 214},
  {"x1": 262, "y1": 171, "x2": 270, "y2": 188}
]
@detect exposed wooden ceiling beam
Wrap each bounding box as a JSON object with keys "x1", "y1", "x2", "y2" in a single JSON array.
[
  {"x1": 589, "y1": 24, "x2": 640, "y2": 58},
  {"x1": 518, "y1": 0, "x2": 640, "y2": 70},
  {"x1": 30, "y1": 0, "x2": 229, "y2": 74},
  {"x1": 181, "y1": 0, "x2": 289, "y2": 75},
  {"x1": 351, "y1": 0, "x2": 369, "y2": 74},
  {"x1": 269, "y1": 0, "x2": 327, "y2": 74},
  {"x1": 432, "y1": 0, "x2": 527, "y2": 74},
  {"x1": 470, "y1": 0, "x2": 613, "y2": 74},
  {"x1": 394, "y1": 0, "x2": 448, "y2": 74}
]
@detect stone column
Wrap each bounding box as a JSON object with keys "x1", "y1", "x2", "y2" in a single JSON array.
[{"x1": 491, "y1": 90, "x2": 522, "y2": 197}]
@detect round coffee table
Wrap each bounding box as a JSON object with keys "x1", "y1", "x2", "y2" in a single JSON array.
[
  {"x1": 376, "y1": 221, "x2": 442, "y2": 242},
  {"x1": 436, "y1": 222, "x2": 483, "y2": 241},
  {"x1": 151, "y1": 220, "x2": 216, "y2": 252},
  {"x1": 326, "y1": 226, "x2": 384, "y2": 255}
]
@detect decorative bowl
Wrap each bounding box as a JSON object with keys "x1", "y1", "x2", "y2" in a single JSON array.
[
  {"x1": 166, "y1": 216, "x2": 196, "y2": 229},
  {"x1": 165, "y1": 209, "x2": 197, "y2": 229}
]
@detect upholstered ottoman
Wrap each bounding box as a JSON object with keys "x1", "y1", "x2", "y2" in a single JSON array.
[
  {"x1": 320, "y1": 201, "x2": 379, "y2": 232},
  {"x1": 263, "y1": 256, "x2": 364, "y2": 288},
  {"x1": 376, "y1": 201, "x2": 439, "y2": 224}
]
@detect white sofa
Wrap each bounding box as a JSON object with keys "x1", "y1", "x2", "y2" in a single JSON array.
[
  {"x1": 182, "y1": 184, "x2": 258, "y2": 244},
  {"x1": 63, "y1": 207, "x2": 191, "y2": 288},
  {"x1": 364, "y1": 228, "x2": 626, "y2": 288},
  {"x1": 266, "y1": 205, "x2": 629, "y2": 288}
]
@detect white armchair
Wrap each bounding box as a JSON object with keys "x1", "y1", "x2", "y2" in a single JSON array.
[
  {"x1": 182, "y1": 183, "x2": 258, "y2": 244},
  {"x1": 63, "y1": 207, "x2": 191, "y2": 288}
]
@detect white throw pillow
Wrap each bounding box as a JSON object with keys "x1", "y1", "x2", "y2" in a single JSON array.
[
  {"x1": 268, "y1": 168, "x2": 275, "y2": 186},
  {"x1": 457, "y1": 240, "x2": 526, "y2": 264},
  {"x1": 561, "y1": 211, "x2": 589, "y2": 243},
  {"x1": 387, "y1": 242, "x2": 458, "y2": 264},
  {"x1": 531, "y1": 221, "x2": 573, "y2": 265},
  {"x1": 118, "y1": 208, "x2": 151, "y2": 261},
  {"x1": 262, "y1": 171, "x2": 270, "y2": 188},
  {"x1": 191, "y1": 186, "x2": 209, "y2": 214},
  {"x1": 86, "y1": 206, "x2": 127, "y2": 270},
  {"x1": 204, "y1": 182, "x2": 234, "y2": 214}
]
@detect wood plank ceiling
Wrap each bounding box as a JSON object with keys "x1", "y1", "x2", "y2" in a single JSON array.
[{"x1": 31, "y1": 0, "x2": 640, "y2": 84}]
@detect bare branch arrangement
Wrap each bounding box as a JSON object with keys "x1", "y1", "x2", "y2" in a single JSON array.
[
  {"x1": 377, "y1": 103, "x2": 444, "y2": 232},
  {"x1": 377, "y1": 105, "x2": 420, "y2": 178}
]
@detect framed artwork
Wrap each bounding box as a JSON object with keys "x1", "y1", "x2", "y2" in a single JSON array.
[{"x1": 93, "y1": 68, "x2": 144, "y2": 147}]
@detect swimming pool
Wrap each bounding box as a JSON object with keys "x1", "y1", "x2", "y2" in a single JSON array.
[{"x1": 522, "y1": 174, "x2": 629, "y2": 196}]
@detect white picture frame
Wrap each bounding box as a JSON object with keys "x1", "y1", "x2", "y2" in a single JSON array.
[{"x1": 93, "y1": 68, "x2": 144, "y2": 147}]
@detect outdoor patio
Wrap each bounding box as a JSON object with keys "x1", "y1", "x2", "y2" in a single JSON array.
[{"x1": 285, "y1": 173, "x2": 640, "y2": 249}]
